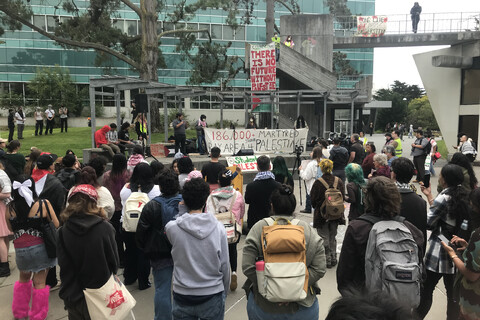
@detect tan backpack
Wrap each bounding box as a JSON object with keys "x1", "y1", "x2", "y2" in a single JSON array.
[
  {"x1": 318, "y1": 177, "x2": 344, "y2": 220},
  {"x1": 259, "y1": 217, "x2": 309, "y2": 302}
]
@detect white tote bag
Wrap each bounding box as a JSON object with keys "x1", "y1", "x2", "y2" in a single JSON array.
[{"x1": 84, "y1": 275, "x2": 136, "y2": 320}]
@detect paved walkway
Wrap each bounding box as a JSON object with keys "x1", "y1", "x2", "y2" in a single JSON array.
[{"x1": 0, "y1": 134, "x2": 457, "y2": 319}]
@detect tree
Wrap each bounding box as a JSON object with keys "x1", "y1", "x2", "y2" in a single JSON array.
[
  {"x1": 28, "y1": 66, "x2": 87, "y2": 116},
  {"x1": 325, "y1": 0, "x2": 353, "y2": 29},
  {"x1": 374, "y1": 81, "x2": 425, "y2": 130},
  {"x1": 333, "y1": 51, "x2": 359, "y2": 78},
  {"x1": 406, "y1": 96, "x2": 439, "y2": 130},
  {"x1": 0, "y1": 0, "x2": 242, "y2": 131}
]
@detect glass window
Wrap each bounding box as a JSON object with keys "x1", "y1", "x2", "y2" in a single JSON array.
[
  {"x1": 46, "y1": 16, "x2": 56, "y2": 32},
  {"x1": 211, "y1": 24, "x2": 222, "y2": 39},
  {"x1": 334, "y1": 109, "x2": 351, "y2": 120},
  {"x1": 235, "y1": 26, "x2": 245, "y2": 40},
  {"x1": 198, "y1": 23, "x2": 209, "y2": 39},
  {"x1": 33, "y1": 15, "x2": 46, "y2": 31},
  {"x1": 223, "y1": 25, "x2": 234, "y2": 40},
  {"x1": 113, "y1": 19, "x2": 124, "y2": 31},
  {"x1": 461, "y1": 69, "x2": 480, "y2": 105},
  {"x1": 126, "y1": 20, "x2": 137, "y2": 36},
  {"x1": 163, "y1": 22, "x2": 174, "y2": 32}
]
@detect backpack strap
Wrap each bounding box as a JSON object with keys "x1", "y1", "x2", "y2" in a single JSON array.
[
  {"x1": 333, "y1": 177, "x2": 339, "y2": 189},
  {"x1": 393, "y1": 215, "x2": 406, "y2": 224},
  {"x1": 265, "y1": 217, "x2": 275, "y2": 226},
  {"x1": 291, "y1": 219, "x2": 300, "y2": 226},
  {"x1": 317, "y1": 177, "x2": 330, "y2": 189},
  {"x1": 357, "y1": 213, "x2": 382, "y2": 225}
]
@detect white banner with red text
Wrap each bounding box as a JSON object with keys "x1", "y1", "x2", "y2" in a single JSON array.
[
  {"x1": 204, "y1": 128, "x2": 308, "y2": 154},
  {"x1": 250, "y1": 43, "x2": 276, "y2": 91}
]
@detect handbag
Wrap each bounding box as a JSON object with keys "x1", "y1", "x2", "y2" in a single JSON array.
[
  {"x1": 38, "y1": 199, "x2": 58, "y2": 259},
  {"x1": 59, "y1": 228, "x2": 136, "y2": 319},
  {"x1": 434, "y1": 151, "x2": 442, "y2": 160}
]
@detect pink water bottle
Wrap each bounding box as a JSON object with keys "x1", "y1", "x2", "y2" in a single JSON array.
[{"x1": 255, "y1": 257, "x2": 266, "y2": 295}]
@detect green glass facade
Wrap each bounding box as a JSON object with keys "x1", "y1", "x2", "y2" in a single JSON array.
[{"x1": 0, "y1": 0, "x2": 374, "y2": 92}]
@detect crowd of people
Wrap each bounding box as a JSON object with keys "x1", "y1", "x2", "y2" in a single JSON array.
[
  {"x1": 0, "y1": 122, "x2": 478, "y2": 319},
  {"x1": 7, "y1": 105, "x2": 69, "y2": 142}
]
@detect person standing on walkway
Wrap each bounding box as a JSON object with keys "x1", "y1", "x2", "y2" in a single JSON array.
[
  {"x1": 329, "y1": 138, "x2": 349, "y2": 183},
  {"x1": 172, "y1": 113, "x2": 187, "y2": 154},
  {"x1": 44, "y1": 105, "x2": 55, "y2": 135},
  {"x1": 8, "y1": 109, "x2": 15, "y2": 142},
  {"x1": 58, "y1": 105, "x2": 68, "y2": 133},
  {"x1": 409, "y1": 124, "x2": 414, "y2": 138},
  {"x1": 15, "y1": 107, "x2": 26, "y2": 140},
  {"x1": 411, "y1": 2, "x2": 422, "y2": 33},
  {"x1": 311, "y1": 159, "x2": 345, "y2": 268},
  {"x1": 284, "y1": 35, "x2": 294, "y2": 48},
  {"x1": 271, "y1": 32, "x2": 281, "y2": 61},
  {"x1": 34, "y1": 108, "x2": 44, "y2": 136},
  {"x1": 411, "y1": 129, "x2": 429, "y2": 182},
  {"x1": 392, "y1": 130, "x2": 403, "y2": 157},
  {"x1": 369, "y1": 122, "x2": 374, "y2": 136}
]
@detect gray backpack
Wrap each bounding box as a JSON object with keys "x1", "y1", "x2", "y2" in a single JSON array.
[{"x1": 360, "y1": 215, "x2": 421, "y2": 308}]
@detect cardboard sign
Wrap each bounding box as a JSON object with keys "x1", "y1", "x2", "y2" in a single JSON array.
[
  {"x1": 250, "y1": 43, "x2": 276, "y2": 91},
  {"x1": 356, "y1": 16, "x2": 388, "y2": 37},
  {"x1": 226, "y1": 155, "x2": 272, "y2": 172},
  {"x1": 204, "y1": 128, "x2": 308, "y2": 154}
]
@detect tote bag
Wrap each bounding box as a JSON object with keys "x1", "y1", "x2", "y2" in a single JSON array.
[{"x1": 84, "y1": 274, "x2": 136, "y2": 320}]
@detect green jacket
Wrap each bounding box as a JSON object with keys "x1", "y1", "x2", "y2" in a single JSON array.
[{"x1": 242, "y1": 216, "x2": 326, "y2": 313}]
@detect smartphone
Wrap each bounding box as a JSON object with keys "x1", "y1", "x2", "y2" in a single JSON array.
[
  {"x1": 423, "y1": 174, "x2": 431, "y2": 188},
  {"x1": 438, "y1": 234, "x2": 457, "y2": 250}
]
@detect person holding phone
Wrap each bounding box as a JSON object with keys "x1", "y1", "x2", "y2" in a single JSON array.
[
  {"x1": 416, "y1": 164, "x2": 471, "y2": 319},
  {"x1": 440, "y1": 193, "x2": 480, "y2": 320}
]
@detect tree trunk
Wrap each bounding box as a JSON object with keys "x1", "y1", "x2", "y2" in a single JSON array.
[
  {"x1": 139, "y1": 0, "x2": 161, "y2": 132},
  {"x1": 265, "y1": 0, "x2": 275, "y2": 43}
]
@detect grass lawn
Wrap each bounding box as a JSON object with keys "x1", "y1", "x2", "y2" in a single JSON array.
[
  {"x1": 436, "y1": 139, "x2": 448, "y2": 159},
  {"x1": 0, "y1": 126, "x2": 197, "y2": 159}
]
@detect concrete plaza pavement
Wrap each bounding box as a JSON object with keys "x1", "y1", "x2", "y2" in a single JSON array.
[{"x1": 0, "y1": 134, "x2": 459, "y2": 319}]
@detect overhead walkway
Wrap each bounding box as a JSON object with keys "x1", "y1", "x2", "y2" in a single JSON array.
[{"x1": 333, "y1": 12, "x2": 480, "y2": 49}]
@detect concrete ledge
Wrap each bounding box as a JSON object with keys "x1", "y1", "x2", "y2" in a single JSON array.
[{"x1": 83, "y1": 148, "x2": 113, "y2": 164}]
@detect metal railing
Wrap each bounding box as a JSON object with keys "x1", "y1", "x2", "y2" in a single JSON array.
[{"x1": 334, "y1": 12, "x2": 480, "y2": 36}]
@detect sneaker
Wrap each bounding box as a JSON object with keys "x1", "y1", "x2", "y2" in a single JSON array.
[
  {"x1": 300, "y1": 210, "x2": 312, "y2": 214},
  {"x1": 230, "y1": 273, "x2": 237, "y2": 291}
]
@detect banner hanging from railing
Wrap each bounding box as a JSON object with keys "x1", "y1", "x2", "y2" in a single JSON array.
[
  {"x1": 356, "y1": 16, "x2": 388, "y2": 37},
  {"x1": 204, "y1": 128, "x2": 308, "y2": 154},
  {"x1": 250, "y1": 43, "x2": 276, "y2": 91}
]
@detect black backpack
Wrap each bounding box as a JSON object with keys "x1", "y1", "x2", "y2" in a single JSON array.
[
  {"x1": 423, "y1": 138, "x2": 432, "y2": 155},
  {"x1": 0, "y1": 154, "x2": 20, "y2": 182}
]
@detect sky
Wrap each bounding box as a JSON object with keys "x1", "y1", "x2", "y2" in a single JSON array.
[{"x1": 373, "y1": 0, "x2": 480, "y2": 91}]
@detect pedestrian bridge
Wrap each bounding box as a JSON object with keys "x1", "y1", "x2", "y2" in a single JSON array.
[{"x1": 333, "y1": 12, "x2": 480, "y2": 49}]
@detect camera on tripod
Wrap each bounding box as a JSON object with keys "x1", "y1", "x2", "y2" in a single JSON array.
[{"x1": 294, "y1": 145, "x2": 304, "y2": 156}]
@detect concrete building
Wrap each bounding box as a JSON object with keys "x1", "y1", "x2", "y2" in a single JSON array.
[{"x1": 414, "y1": 40, "x2": 480, "y2": 153}]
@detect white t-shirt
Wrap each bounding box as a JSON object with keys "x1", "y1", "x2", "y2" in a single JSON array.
[
  {"x1": 34, "y1": 111, "x2": 43, "y2": 121},
  {"x1": 14, "y1": 112, "x2": 25, "y2": 124},
  {"x1": 45, "y1": 109, "x2": 55, "y2": 119}
]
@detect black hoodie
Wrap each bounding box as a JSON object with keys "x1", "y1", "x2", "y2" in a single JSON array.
[{"x1": 58, "y1": 213, "x2": 119, "y2": 303}]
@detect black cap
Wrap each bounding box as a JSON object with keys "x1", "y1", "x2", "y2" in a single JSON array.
[{"x1": 36, "y1": 154, "x2": 58, "y2": 170}]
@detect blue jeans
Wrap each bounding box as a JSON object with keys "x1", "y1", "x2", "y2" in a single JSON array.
[
  {"x1": 172, "y1": 292, "x2": 225, "y2": 320},
  {"x1": 153, "y1": 265, "x2": 173, "y2": 320},
  {"x1": 305, "y1": 193, "x2": 312, "y2": 212},
  {"x1": 247, "y1": 292, "x2": 319, "y2": 320}
]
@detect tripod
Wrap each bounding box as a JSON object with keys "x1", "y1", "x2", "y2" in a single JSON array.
[{"x1": 291, "y1": 146, "x2": 304, "y2": 206}]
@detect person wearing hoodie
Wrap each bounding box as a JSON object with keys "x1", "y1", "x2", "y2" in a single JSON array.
[
  {"x1": 166, "y1": 178, "x2": 230, "y2": 320},
  {"x1": 94, "y1": 125, "x2": 120, "y2": 158},
  {"x1": 32, "y1": 153, "x2": 66, "y2": 289},
  {"x1": 58, "y1": 184, "x2": 119, "y2": 319},
  {"x1": 136, "y1": 170, "x2": 182, "y2": 320},
  {"x1": 127, "y1": 145, "x2": 148, "y2": 174},
  {"x1": 206, "y1": 169, "x2": 245, "y2": 292}
]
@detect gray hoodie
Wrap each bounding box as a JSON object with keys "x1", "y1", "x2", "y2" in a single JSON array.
[{"x1": 166, "y1": 211, "x2": 230, "y2": 296}]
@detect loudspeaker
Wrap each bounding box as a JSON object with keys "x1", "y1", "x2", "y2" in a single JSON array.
[
  {"x1": 236, "y1": 149, "x2": 254, "y2": 156},
  {"x1": 135, "y1": 94, "x2": 148, "y2": 113}
]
